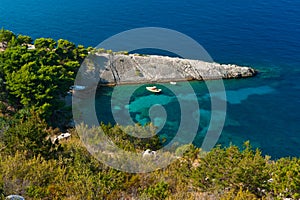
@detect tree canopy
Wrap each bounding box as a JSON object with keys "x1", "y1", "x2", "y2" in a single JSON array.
[
  {"x1": 0, "y1": 29, "x2": 89, "y2": 122},
  {"x1": 0, "y1": 28, "x2": 15, "y2": 43}
]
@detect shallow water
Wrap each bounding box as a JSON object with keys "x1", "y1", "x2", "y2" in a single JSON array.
[{"x1": 95, "y1": 68, "x2": 300, "y2": 158}]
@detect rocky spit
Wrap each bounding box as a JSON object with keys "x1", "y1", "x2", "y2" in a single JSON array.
[{"x1": 81, "y1": 53, "x2": 257, "y2": 85}]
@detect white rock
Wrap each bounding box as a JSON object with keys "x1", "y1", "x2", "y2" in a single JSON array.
[
  {"x1": 93, "y1": 53, "x2": 256, "y2": 85},
  {"x1": 143, "y1": 149, "x2": 156, "y2": 158},
  {"x1": 54, "y1": 132, "x2": 71, "y2": 142}
]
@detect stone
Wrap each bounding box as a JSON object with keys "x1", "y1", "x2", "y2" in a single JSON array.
[{"x1": 85, "y1": 53, "x2": 257, "y2": 85}]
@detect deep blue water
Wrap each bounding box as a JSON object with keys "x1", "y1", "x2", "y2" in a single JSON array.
[{"x1": 2, "y1": 0, "x2": 300, "y2": 158}]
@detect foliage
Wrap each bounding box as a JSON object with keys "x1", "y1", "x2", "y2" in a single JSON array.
[
  {"x1": 17, "y1": 34, "x2": 33, "y2": 45},
  {"x1": 192, "y1": 142, "x2": 271, "y2": 197},
  {"x1": 0, "y1": 29, "x2": 89, "y2": 123},
  {"x1": 0, "y1": 28, "x2": 15, "y2": 43},
  {"x1": 100, "y1": 123, "x2": 161, "y2": 151},
  {"x1": 1, "y1": 121, "x2": 300, "y2": 199},
  {"x1": 34, "y1": 38, "x2": 56, "y2": 50},
  {"x1": 269, "y1": 157, "x2": 300, "y2": 199},
  {"x1": 2, "y1": 112, "x2": 60, "y2": 159},
  {"x1": 220, "y1": 187, "x2": 258, "y2": 200},
  {"x1": 140, "y1": 181, "x2": 170, "y2": 199}
]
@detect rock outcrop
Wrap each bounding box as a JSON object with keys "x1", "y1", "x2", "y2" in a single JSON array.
[
  {"x1": 85, "y1": 53, "x2": 256, "y2": 85},
  {"x1": 0, "y1": 42, "x2": 8, "y2": 52}
]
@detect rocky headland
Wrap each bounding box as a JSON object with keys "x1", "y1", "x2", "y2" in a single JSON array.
[{"x1": 83, "y1": 53, "x2": 257, "y2": 85}]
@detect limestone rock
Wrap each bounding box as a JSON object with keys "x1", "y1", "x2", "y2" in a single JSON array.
[{"x1": 87, "y1": 53, "x2": 256, "y2": 85}]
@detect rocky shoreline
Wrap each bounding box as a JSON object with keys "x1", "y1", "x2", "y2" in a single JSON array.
[{"x1": 85, "y1": 53, "x2": 257, "y2": 85}]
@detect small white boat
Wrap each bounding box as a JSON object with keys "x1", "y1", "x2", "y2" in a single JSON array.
[
  {"x1": 69, "y1": 85, "x2": 86, "y2": 91},
  {"x1": 170, "y1": 81, "x2": 177, "y2": 85},
  {"x1": 146, "y1": 86, "x2": 162, "y2": 93}
]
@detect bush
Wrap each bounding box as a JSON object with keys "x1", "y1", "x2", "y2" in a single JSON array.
[
  {"x1": 2, "y1": 112, "x2": 59, "y2": 159},
  {"x1": 140, "y1": 181, "x2": 170, "y2": 200},
  {"x1": 192, "y1": 142, "x2": 271, "y2": 197},
  {"x1": 269, "y1": 157, "x2": 300, "y2": 199},
  {"x1": 221, "y1": 187, "x2": 258, "y2": 200}
]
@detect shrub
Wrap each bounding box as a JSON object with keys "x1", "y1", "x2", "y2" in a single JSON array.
[
  {"x1": 269, "y1": 157, "x2": 300, "y2": 199},
  {"x1": 192, "y1": 142, "x2": 270, "y2": 197},
  {"x1": 2, "y1": 112, "x2": 58, "y2": 159},
  {"x1": 140, "y1": 181, "x2": 170, "y2": 200}
]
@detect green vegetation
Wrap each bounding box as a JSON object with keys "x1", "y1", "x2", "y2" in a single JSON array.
[
  {"x1": 0, "y1": 29, "x2": 300, "y2": 199},
  {"x1": 0, "y1": 28, "x2": 88, "y2": 124},
  {"x1": 2, "y1": 121, "x2": 300, "y2": 199}
]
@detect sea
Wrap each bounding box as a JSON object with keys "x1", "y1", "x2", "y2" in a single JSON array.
[{"x1": 1, "y1": 0, "x2": 300, "y2": 158}]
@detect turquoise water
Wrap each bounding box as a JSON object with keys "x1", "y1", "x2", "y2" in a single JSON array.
[
  {"x1": 2, "y1": 0, "x2": 300, "y2": 158},
  {"x1": 95, "y1": 70, "x2": 300, "y2": 158}
]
